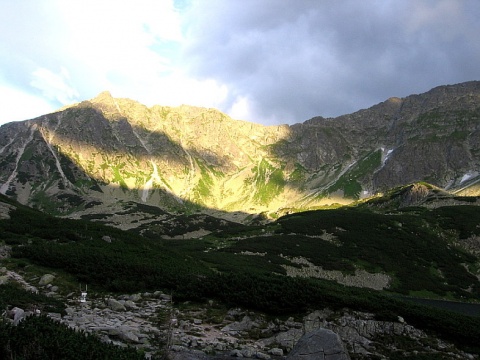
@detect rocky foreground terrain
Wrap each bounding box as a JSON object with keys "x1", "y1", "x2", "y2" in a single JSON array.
[{"x1": 1, "y1": 267, "x2": 477, "y2": 360}]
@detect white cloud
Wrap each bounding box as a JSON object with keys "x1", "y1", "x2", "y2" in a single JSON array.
[
  {"x1": 29, "y1": 0, "x2": 234, "y2": 111},
  {"x1": 1, "y1": 0, "x2": 480, "y2": 126},
  {"x1": 53, "y1": 0, "x2": 184, "y2": 91},
  {"x1": 228, "y1": 96, "x2": 252, "y2": 122},
  {"x1": 0, "y1": 85, "x2": 56, "y2": 124},
  {"x1": 30, "y1": 67, "x2": 79, "y2": 105},
  {"x1": 112, "y1": 72, "x2": 229, "y2": 109}
]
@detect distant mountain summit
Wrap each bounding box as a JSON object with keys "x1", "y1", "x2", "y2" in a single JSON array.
[{"x1": 1, "y1": 81, "x2": 479, "y2": 228}]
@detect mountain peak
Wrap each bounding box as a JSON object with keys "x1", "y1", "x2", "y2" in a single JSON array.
[{"x1": 90, "y1": 91, "x2": 114, "y2": 104}]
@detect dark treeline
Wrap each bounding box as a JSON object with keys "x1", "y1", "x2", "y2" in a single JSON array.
[{"x1": 0, "y1": 314, "x2": 144, "y2": 359}]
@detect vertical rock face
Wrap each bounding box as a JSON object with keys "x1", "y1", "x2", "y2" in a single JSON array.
[
  {"x1": 286, "y1": 328, "x2": 351, "y2": 360},
  {"x1": 0, "y1": 81, "x2": 480, "y2": 223}
]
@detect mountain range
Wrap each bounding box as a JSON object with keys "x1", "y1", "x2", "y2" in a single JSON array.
[
  {"x1": 2, "y1": 81, "x2": 480, "y2": 358},
  {"x1": 1, "y1": 81, "x2": 480, "y2": 232}
]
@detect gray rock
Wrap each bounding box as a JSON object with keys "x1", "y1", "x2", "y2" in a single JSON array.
[
  {"x1": 64, "y1": 307, "x2": 75, "y2": 316},
  {"x1": 48, "y1": 312, "x2": 62, "y2": 320},
  {"x1": 108, "y1": 328, "x2": 121, "y2": 336},
  {"x1": 160, "y1": 293, "x2": 172, "y2": 301},
  {"x1": 38, "y1": 274, "x2": 55, "y2": 286},
  {"x1": 256, "y1": 351, "x2": 271, "y2": 360},
  {"x1": 286, "y1": 328, "x2": 350, "y2": 360},
  {"x1": 262, "y1": 328, "x2": 303, "y2": 350},
  {"x1": 107, "y1": 298, "x2": 126, "y2": 312},
  {"x1": 241, "y1": 346, "x2": 256, "y2": 358},
  {"x1": 129, "y1": 293, "x2": 142, "y2": 302},
  {"x1": 268, "y1": 348, "x2": 284, "y2": 356},
  {"x1": 222, "y1": 315, "x2": 258, "y2": 334},
  {"x1": 73, "y1": 315, "x2": 88, "y2": 325},
  {"x1": 0, "y1": 245, "x2": 11, "y2": 259},
  {"x1": 214, "y1": 341, "x2": 227, "y2": 351},
  {"x1": 169, "y1": 349, "x2": 210, "y2": 360},
  {"x1": 230, "y1": 349, "x2": 244, "y2": 357},
  {"x1": 303, "y1": 309, "x2": 333, "y2": 333},
  {"x1": 171, "y1": 345, "x2": 187, "y2": 352},
  {"x1": 11, "y1": 307, "x2": 25, "y2": 325},
  {"x1": 118, "y1": 330, "x2": 141, "y2": 343},
  {"x1": 124, "y1": 300, "x2": 137, "y2": 309}
]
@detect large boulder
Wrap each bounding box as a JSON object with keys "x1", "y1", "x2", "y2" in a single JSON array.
[
  {"x1": 221, "y1": 315, "x2": 259, "y2": 334},
  {"x1": 118, "y1": 329, "x2": 141, "y2": 343},
  {"x1": 106, "y1": 298, "x2": 126, "y2": 312},
  {"x1": 10, "y1": 307, "x2": 25, "y2": 325},
  {"x1": 124, "y1": 300, "x2": 137, "y2": 310},
  {"x1": 38, "y1": 274, "x2": 55, "y2": 286},
  {"x1": 286, "y1": 328, "x2": 350, "y2": 360}
]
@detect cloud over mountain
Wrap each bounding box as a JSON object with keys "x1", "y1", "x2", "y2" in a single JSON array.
[{"x1": 0, "y1": 0, "x2": 479, "y2": 125}]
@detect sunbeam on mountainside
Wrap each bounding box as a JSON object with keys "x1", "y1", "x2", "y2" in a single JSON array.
[{"x1": 1, "y1": 81, "x2": 480, "y2": 233}]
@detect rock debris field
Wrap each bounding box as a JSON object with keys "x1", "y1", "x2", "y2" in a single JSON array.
[{"x1": 2, "y1": 270, "x2": 478, "y2": 359}]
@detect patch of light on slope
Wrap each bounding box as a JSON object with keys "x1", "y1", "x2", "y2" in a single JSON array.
[
  {"x1": 383, "y1": 149, "x2": 394, "y2": 166},
  {"x1": 460, "y1": 171, "x2": 477, "y2": 184}
]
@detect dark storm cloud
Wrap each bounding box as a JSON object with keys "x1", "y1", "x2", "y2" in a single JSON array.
[{"x1": 182, "y1": 0, "x2": 480, "y2": 125}]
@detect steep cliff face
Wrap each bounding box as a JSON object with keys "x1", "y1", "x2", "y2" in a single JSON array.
[{"x1": 0, "y1": 81, "x2": 479, "y2": 223}]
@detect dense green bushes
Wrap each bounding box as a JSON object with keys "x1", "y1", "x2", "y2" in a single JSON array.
[
  {"x1": 13, "y1": 237, "x2": 211, "y2": 294},
  {"x1": 0, "y1": 285, "x2": 144, "y2": 359},
  {"x1": 276, "y1": 207, "x2": 480, "y2": 298},
  {"x1": 0, "y1": 283, "x2": 65, "y2": 314},
  {"x1": 0, "y1": 314, "x2": 144, "y2": 359}
]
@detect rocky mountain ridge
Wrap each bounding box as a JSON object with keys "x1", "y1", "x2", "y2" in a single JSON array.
[{"x1": 0, "y1": 81, "x2": 479, "y2": 226}]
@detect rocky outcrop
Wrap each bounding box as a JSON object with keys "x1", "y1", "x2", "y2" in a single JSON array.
[
  {"x1": 106, "y1": 298, "x2": 126, "y2": 312},
  {"x1": 38, "y1": 274, "x2": 55, "y2": 286},
  {"x1": 8, "y1": 307, "x2": 26, "y2": 325},
  {"x1": 0, "y1": 201, "x2": 15, "y2": 220},
  {"x1": 281, "y1": 256, "x2": 391, "y2": 290},
  {"x1": 2, "y1": 267, "x2": 476, "y2": 359},
  {"x1": 286, "y1": 328, "x2": 350, "y2": 360},
  {"x1": 3, "y1": 279, "x2": 476, "y2": 360}
]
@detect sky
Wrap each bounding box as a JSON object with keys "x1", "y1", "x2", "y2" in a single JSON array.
[{"x1": 0, "y1": 0, "x2": 479, "y2": 126}]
